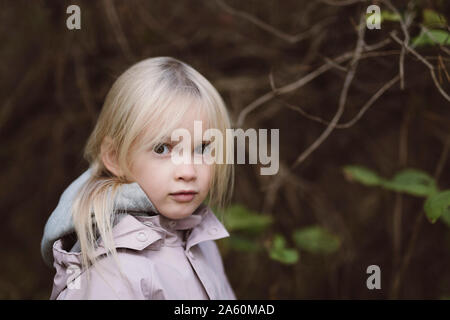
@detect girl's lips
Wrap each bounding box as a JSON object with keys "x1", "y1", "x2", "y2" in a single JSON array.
[{"x1": 169, "y1": 192, "x2": 197, "y2": 203}]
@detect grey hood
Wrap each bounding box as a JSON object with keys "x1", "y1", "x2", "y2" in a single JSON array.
[{"x1": 40, "y1": 168, "x2": 159, "y2": 268}]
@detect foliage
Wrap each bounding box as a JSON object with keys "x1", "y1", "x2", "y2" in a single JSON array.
[
  {"x1": 422, "y1": 8, "x2": 447, "y2": 28},
  {"x1": 424, "y1": 190, "x2": 450, "y2": 224},
  {"x1": 343, "y1": 165, "x2": 450, "y2": 225},
  {"x1": 380, "y1": 10, "x2": 401, "y2": 22},
  {"x1": 220, "y1": 204, "x2": 340, "y2": 265},
  {"x1": 412, "y1": 29, "x2": 450, "y2": 47},
  {"x1": 221, "y1": 204, "x2": 273, "y2": 234},
  {"x1": 292, "y1": 226, "x2": 341, "y2": 255},
  {"x1": 268, "y1": 233, "x2": 299, "y2": 264}
]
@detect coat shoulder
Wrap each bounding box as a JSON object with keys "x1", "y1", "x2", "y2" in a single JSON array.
[{"x1": 52, "y1": 240, "x2": 156, "y2": 300}]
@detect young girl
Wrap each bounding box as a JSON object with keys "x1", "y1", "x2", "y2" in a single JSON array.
[{"x1": 40, "y1": 56, "x2": 236, "y2": 300}]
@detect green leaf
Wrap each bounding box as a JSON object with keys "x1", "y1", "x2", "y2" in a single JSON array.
[
  {"x1": 292, "y1": 226, "x2": 341, "y2": 254},
  {"x1": 272, "y1": 233, "x2": 286, "y2": 249},
  {"x1": 226, "y1": 234, "x2": 263, "y2": 252},
  {"x1": 268, "y1": 234, "x2": 299, "y2": 265},
  {"x1": 221, "y1": 204, "x2": 273, "y2": 234},
  {"x1": 381, "y1": 169, "x2": 438, "y2": 197},
  {"x1": 269, "y1": 248, "x2": 299, "y2": 265},
  {"x1": 343, "y1": 165, "x2": 383, "y2": 186},
  {"x1": 424, "y1": 190, "x2": 450, "y2": 224},
  {"x1": 412, "y1": 29, "x2": 450, "y2": 47},
  {"x1": 423, "y1": 9, "x2": 447, "y2": 28},
  {"x1": 381, "y1": 10, "x2": 401, "y2": 22}
]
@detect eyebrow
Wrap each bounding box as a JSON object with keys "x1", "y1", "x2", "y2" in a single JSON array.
[
  {"x1": 153, "y1": 134, "x2": 212, "y2": 146},
  {"x1": 151, "y1": 135, "x2": 172, "y2": 144}
]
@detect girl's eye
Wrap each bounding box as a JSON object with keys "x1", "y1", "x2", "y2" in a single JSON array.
[
  {"x1": 194, "y1": 142, "x2": 211, "y2": 154},
  {"x1": 153, "y1": 143, "x2": 171, "y2": 155}
]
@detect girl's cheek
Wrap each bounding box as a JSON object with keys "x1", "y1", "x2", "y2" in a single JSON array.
[{"x1": 203, "y1": 165, "x2": 213, "y2": 186}]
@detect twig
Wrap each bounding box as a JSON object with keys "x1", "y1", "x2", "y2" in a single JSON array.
[
  {"x1": 390, "y1": 33, "x2": 433, "y2": 68},
  {"x1": 236, "y1": 37, "x2": 392, "y2": 127},
  {"x1": 102, "y1": 0, "x2": 135, "y2": 62},
  {"x1": 434, "y1": 136, "x2": 450, "y2": 181},
  {"x1": 364, "y1": 38, "x2": 393, "y2": 51},
  {"x1": 291, "y1": 14, "x2": 366, "y2": 168},
  {"x1": 390, "y1": 32, "x2": 450, "y2": 103},
  {"x1": 134, "y1": 1, "x2": 188, "y2": 49},
  {"x1": 282, "y1": 75, "x2": 400, "y2": 129},
  {"x1": 73, "y1": 46, "x2": 96, "y2": 125},
  {"x1": 260, "y1": 164, "x2": 286, "y2": 213},
  {"x1": 323, "y1": 56, "x2": 348, "y2": 72},
  {"x1": 237, "y1": 62, "x2": 340, "y2": 127},
  {"x1": 392, "y1": 105, "x2": 413, "y2": 269},
  {"x1": 420, "y1": 25, "x2": 450, "y2": 57},
  {"x1": 1, "y1": 52, "x2": 50, "y2": 128},
  {"x1": 268, "y1": 68, "x2": 277, "y2": 92},
  {"x1": 389, "y1": 135, "x2": 450, "y2": 299},
  {"x1": 382, "y1": 0, "x2": 415, "y2": 90},
  {"x1": 215, "y1": 0, "x2": 335, "y2": 44},
  {"x1": 317, "y1": 0, "x2": 366, "y2": 5}
]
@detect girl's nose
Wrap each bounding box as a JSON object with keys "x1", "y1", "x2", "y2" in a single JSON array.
[{"x1": 175, "y1": 163, "x2": 197, "y2": 182}]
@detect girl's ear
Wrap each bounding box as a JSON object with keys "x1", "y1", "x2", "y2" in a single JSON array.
[{"x1": 101, "y1": 136, "x2": 123, "y2": 177}]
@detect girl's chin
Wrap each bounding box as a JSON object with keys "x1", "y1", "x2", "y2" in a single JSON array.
[{"x1": 159, "y1": 205, "x2": 196, "y2": 220}]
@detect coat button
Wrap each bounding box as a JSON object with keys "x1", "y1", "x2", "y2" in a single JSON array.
[
  {"x1": 144, "y1": 222, "x2": 154, "y2": 227},
  {"x1": 208, "y1": 227, "x2": 218, "y2": 235},
  {"x1": 136, "y1": 231, "x2": 148, "y2": 242},
  {"x1": 188, "y1": 250, "x2": 195, "y2": 260}
]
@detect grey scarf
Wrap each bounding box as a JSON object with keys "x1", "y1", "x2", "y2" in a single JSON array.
[{"x1": 40, "y1": 168, "x2": 159, "y2": 268}]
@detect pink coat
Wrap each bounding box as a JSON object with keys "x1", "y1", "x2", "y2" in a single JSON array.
[{"x1": 50, "y1": 205, "x2": 236, "y2": 300}]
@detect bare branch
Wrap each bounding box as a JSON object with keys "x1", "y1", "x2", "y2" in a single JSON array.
[
  {"x1": 102, "y1": 0, "x2": 135, "y2": 62},
  {"x1": 73, "y1": 46, "x2": 96, "y2": 124},
  {"x1": 322, "y1": 56, "x2": 348, "y2": 72},
  {"x1": 283, "y1": 75, "x2": 400, "y2": 129},
  {"x1": 317, "y1": 0, "x2": 366, "y2": 6},
  {"x1": 1, "y1": 52, "x2": 50, "y2": 128},
  {"x1": 390, "y1": 135, "x2": 450, "y2": 298},
  {"x1": 382, "y1": 0, "x2": 415, "y2": 90},
  {"x1": 236, "y1": 37, "x2": 393, "y2": 127},
  {"x1": 268, "y1": 68, "x2": 277, "y2": 92},
  {"x1": 390, "y1": 32, "x2": 450, "y2": 103},
  {"x1": 420, "y1": 25, "x2": 450, "y2": 56},
  {"x1": 215, "y1": 0, "x2": 335, "y2": 44},
  {"x1": 237, "y1": 62, "x2": 340, "y2": 127},
  {"x1": 291, "y1": 14, "x2": 366, "y2": 168},
  {"x1": 390, "y1": 33, "x2": 433, "y2": 68},
  {"x1": 134, "y1": 1, "x2": 189, "y2": 49},
  {"x1": 364, "y1": 37, "x2": 393, "y2": 51}
]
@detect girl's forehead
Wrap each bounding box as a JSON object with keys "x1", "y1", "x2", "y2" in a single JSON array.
[
  {"x1": 139, "y1": 102, "x2": 212, "y2": 145},
  {"x1": 169, "y1": 95, "x2": 212, "y2": 128},
  {"x1": 176, "y1": 107, "x2": 210, "y2": 128},
  {"x1": 165, "y1": 112, "x2": 211, "y2": 143}
]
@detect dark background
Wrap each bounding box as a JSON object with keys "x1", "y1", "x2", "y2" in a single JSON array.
[{"x1": 1, "y1": 0, "x2": 450, "y2": 299}]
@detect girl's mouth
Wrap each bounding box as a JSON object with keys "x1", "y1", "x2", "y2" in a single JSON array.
[{"x1": 169, "y1": 191, "x2": 198, "y2": 203}]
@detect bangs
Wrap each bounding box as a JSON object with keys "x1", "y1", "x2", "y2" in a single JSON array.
[{"x1": 132, "y1": 91, "x2": 215, "y2": 155}]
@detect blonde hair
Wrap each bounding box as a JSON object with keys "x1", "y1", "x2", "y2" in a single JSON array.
[{"x1": 71, "y1": 57, "x2": 234, "y2": 284}]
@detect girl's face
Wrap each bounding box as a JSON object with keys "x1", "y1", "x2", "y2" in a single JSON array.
[{"x1": 130, "y1": 109, "x2": 213, "y2": 220}]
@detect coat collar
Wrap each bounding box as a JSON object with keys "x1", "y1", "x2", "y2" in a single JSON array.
[{"x1": 90, "y1": 204, "x2": 230, "y2": 257}]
